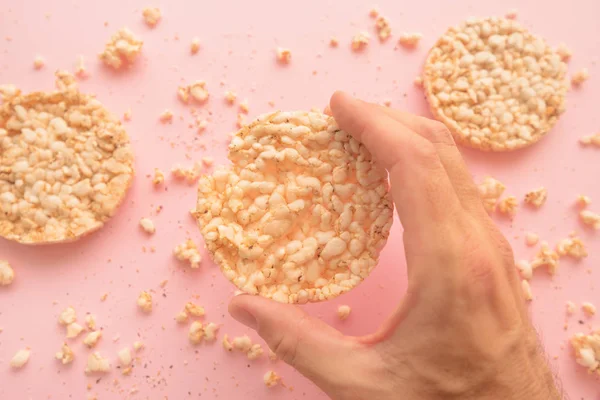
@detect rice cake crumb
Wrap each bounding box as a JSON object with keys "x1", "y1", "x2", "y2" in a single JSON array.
[
  {"x1": 337, "y1": 305, "x2": 351, "y2": 320},
  {"x1": 276, "y1": 48, "x2": 292, "y2": 64},
  {"x1": 33, "y1": 55, "x2": 45, "y2": 69},
  {"x1": 137, "y1": 291, "x2": 153, "y2": 312},
  {"x1": 556, "y1": 43, "x2": 572, "y2": 62},
  {"x1": 159, "y1": 109, "x2": 173, "y2": 123},
  {"x1": 329, "y1": 37, "x2": 339, "y2": 47},
  {"x1": 577, "y1": 195, "x2": 592, "y2": 207},
  {"x1": 185, "y1": 302, "x2": 205, "y2": 317},
  {"x1": 224, "y1": 91, "x2": 237, "y2": 104},
  {"x1": 531, "y1": 242, "x2": 559, "y2": 275},
  {"x1": 571, "y1": 331, "x2": 600, "y2": 373},
  {"x1": 58, "y1": 307, "x2": 77, "y2": 325},
  {"x1": 179, "y1": 81, "x2": 209, "y2": 104},
  {"x1": 0, "y1": 260, "x2": 15, "y2": 286},
  {"x1": 66, "y1": 322, "x2": 84, "y2": 339},
  {"x1": 571, "y1": 68, "x2": 589, "y2": 86},
  {"x1": 10, "y1": 348, "x2": 30, "y2": 369},
  {"x1": 414, "y1": 76, "x2": 423, "y2": 87},
  {"x1": 201, "y1": 157, "x2": 214, "y2": 167},
  {"x1": 398, "y1": 33, "x2": 422, "y2": 48},
  {"x1": 351, "y1": 31, "x2": 370, "y2": 51},
  {"x1": 556, "y1": 236, "x2": 587, "y2": 259},
  {"x1": 85, "y1": 352, "x2": 110, "y2": 374},
  {"x1": 153, "y1": 169, "x2": 165, "y2": 185},
  {"x1": 203, "y1": 322, "x2": 219, "y2": 341},
  {"x1": 171, "y1": 162, "x2": 202, "y2": 183},
  {"x1": 142, "y1": 7, "x2": 161, "y2": 27},
  {"x1": 477, "y1": 177, "x2": 506, "y2": 212},
  {"x1": 368, "y1": 8, "x2": 378, "y2": 18},
  {"x1": 239, "y1": 100, "x2": 249, "y2": 114},
  {"x1": 175, "y1": 310, "x2": 188, "y2": 323},
  {"x1": 75, "y1": 55, "x2": 88, "y2": 78},
  {"x1": 194, "y1": 111, "x2": 393, "y2": 303},
  {"x1": 139, "y1": 217, "x2": 156, "y2": 234},
  {"x1": 580, "y1": 133, "x2": 600, "y2": 147},
  {"x1": 99, "y1": 28, "x2": 143, "y2": 69},
  {"x1": 263, "y1": 371, "x2": 281, "y2": 387},
  {"x1": 505, "y1": 9, "x2": 518, "y2": 19},
  {"x1": 85, "y1": 314, "x2": 97, "y2": 330},
  {"x1": 222, "y1": 334, "x2": 234, "y2": 351},
  {"x1": 525, "y1": 232, "x2": 539, "y2": 246},
  {"x1": 521, "y1": 280, "x2": 533, "y2": 301},
  {"x1": 55, "y1": 343, "x2": 75, "y2": 364},
  {"x1": 247, "y1": 344, "x2": 264, "y2": 360},
  {"x1": 423, "y1": 17, "x2": 568, "y2": 152},
  {"x1": 123, "y1": 108, "x2": 132, "y2": 121},
  {"x1": 498, "y1": 196, "x2": 518, "y2": 217},
  {"x1": 580, "y1": 210, "x2": 600, "y2": 229},
  {"x1": 83, "y1": 331, "x2": 102, "y2": 348},
  {"x1": 232, "y1": 335, "x2": 252, "y2": 352},
  {"x1": 174, "y1": 239, "x2": 202, "y2": 268},
  {"x1": 515, "y1": 260, "x2": 532, "y2": 280},
  {"x1": 524, "y1": 187, "x2": 547, "y2": 207},
  {"x1": 0, "y1": 72, "x2": 134, "y2": 244},
  {"x1": 566, "y1": 301, "x2": 577, "y2": 315},
  {"x1": 189, "y1": 321, "x2": 204, "y2": 344},
  {"x1": 118, "y1": 347, "x2": 132, "y2": 367},
  {"x1": 190, "y1": 37, "x2": 201, "y2": 54},
  {"x1": 375, "y1": 17, "x2": 391, "y2": 42},
  {"x1": 582, "y1": 302, "x2": 597, "y2": 317}
]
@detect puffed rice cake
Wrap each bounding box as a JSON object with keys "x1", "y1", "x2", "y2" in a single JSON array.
[
  {"x1": 0, "y1": 72, "x2": 134, "y2": 244},
  {"x1": 195, "y1": 111, "x2": 393, "y2": 303}
]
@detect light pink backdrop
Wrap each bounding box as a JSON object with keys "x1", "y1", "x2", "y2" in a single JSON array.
[{"x1": 1, "y1": 0, "x2": 599, "y2": 398}]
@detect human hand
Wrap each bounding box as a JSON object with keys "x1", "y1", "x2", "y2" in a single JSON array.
[{"x1": 229, "y1": 92, "x2": 561, "y2": 400}]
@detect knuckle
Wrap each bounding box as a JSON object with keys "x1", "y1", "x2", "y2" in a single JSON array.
[
  {"x1": 425, "y1": 120, "x2": 456, "y2": 146},
  {"x1": 268, "y1": 313, "x2": 310, "y2": 367}
]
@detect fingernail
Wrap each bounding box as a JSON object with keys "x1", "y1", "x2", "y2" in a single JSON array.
[{"x1": 230, "y1": 306, "x2": 258, "y2": 330}]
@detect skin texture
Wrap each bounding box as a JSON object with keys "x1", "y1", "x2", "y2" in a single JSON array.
[{"x1": 229, "y1": 92, "x2": 562, "y2": 400}]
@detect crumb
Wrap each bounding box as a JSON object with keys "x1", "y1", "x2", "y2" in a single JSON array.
[
  {"x1": 337, "y1": 305, "x2": 351, "y2": 320},
  {"x1": 55, "y1": 343, "x2": 75, "y2": 364},
  {"x1": 133, "y1": 341, "x2": 144, "y2": 351},
  {"x1": 276, "y1": 47, "x2": 292, "y2": 64},
  {"x1": 139, "y1": 217, "x2": 156, "y2": 234},
  {"x1": 224, "y1": 91, "x2": 237, "y2": 104},
  {"x1": 525, "y1": 232, "x2": 539, "y2": 247},
  {"x1": 375, "y1": 16, "x2": 391, "y2": 41},
  {"x1": 582, "y1": 302, "x2": 596, "y2": 317},
  {"x1": 239, "y1": 99, "x2": 249, "y2": 114},
  {"x1": 83, "y1": 331, "x2": 102, "y2": 348},
  {"x1": 10, "y1": 348, "x2": 31, "y2": 369},
  {"x1": 521, "y1": 280, "x2": 533, "y2": 301},
  {"x1": 33, "y1": 55, "x2": 45, "y2": 69},
  {"x1": 137, "y1": 291, "x2": 153, "y2": 313},
  {"x1": 85, "y1": 314, "x2": 97, "y2": 330},
  {"x1": 153, "y1": 168, "x2": 165, "y2": 185},
  {"x1": 175, "y1": 311, "x2": 188, "y2": 323},
  {"x1": 368, "y1": 8, "x2": 379, "y2": 18},
  {"x1": 263, "y1": 370, "x2": 281, "y2": 387},
  {"x1": 159, "y1": 110, "x2": 173, "y2": 123},
  {"x1": 189, "y1": 321, "x2": 204, "y2": 344},
  {"x1": 414, "y1": 76, "x2": 423, "y2": 87},
  {"x1": 100, "y1": 293, "x2": 108, "y2": 302},
  {"x1": 566, "y1": 301, "x2": 577, "y2": 315},
  {"x1": 75, "y1": 55, "x2": 88, "y2": 78},
  {"x1": 556, "y1": 43, "x2": 572, "y2": 62},
  {"x1": 185, "y1": 302, "x2": 205, "y2": 317},
  {"x1": 505, "y1": 8, "x2": 518, "y2": 19},
  {"x1": 329, "y1": 37, "x2": 339, "y2": 47},
  {"x1": 497, "y1": 196, "x2": 518, "y2": 217},
  {"x1": 571, "y1": 68, "x2": 589, "y2": 86},
  {"x1": 351, "y1": 31, "x2": 370, "y2": 51},
  {"x1": 142, "y1": 7, "x2": 161, "y2": 27},
  {"x1": 190, "y1": 37, "x2": 201, "y2": 54},
  {"x1": 171, "y1": 163, "x2": 202, "y2": 183},
  {"x1": 98, "y1": 28, "x2": 143, "y2": 69},
  {"x1": 123, "y1": 108, "x2": 132, "y2": 121},
  {"x1": 577, "y1": 195, "x2": 591, "y2": 207},
  {"x1": 398, "y1": 32, "x2": 422, "y2": 48},
  {"x1": 524, "y1": 187, "x2": 547, "y2": 207}
]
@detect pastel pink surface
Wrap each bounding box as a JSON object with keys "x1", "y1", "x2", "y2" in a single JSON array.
[{"x1": 0, "y1": 0, "x2": 599, "y2": 399}]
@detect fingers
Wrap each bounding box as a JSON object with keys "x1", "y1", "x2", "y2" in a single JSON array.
[
  {"x1": 229, "y1": 295, "x2": 360, "y2": 392},
  {"x1": 330, "y1": 91, "x2": 463, "y2": 234},
  {"x1": 371, "y1": 105, "x2": 486, "y2": 215}
]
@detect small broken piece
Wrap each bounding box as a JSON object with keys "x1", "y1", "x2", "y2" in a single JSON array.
[
  {"x1": 99, "y1": 28, "x2": 143, "y2": 69},
  {"x1": 222, "y1": 334, "x2": 234, "y2": 351},
  {"x1": 566, "y1": 301, "x2": 577, "y2": 315},
  {"x1": 117, "y1": 347, "x2": 132, "y2": 367},
  {"x1": 337, "y1": 305, "x2": 351, "y2": 320},
  {"x1": 153, "y1": 168, "x2": 165, "y2": 185},
  {"x1": 515, "y1": 260, "x2": 533, "y2": 280},
  {"x1": 175, "y1": 311, "x2": 189, "y2": 323},
  {"x1": 247, "y1": 344, "x2": 264, "y2": 360},
  {"x1": 580, "y1": 210, "x2": 600, "y2": 229},
  {"x1": 477, "y1": 177, "x2": 506, "y2": 213},
  {"x1": 263, "y1": 370, "x2": 281, "y2": 387},
  {"x1": 75, "y1": 55, "x2": 88, "y2": 78},
  {"x1": 556, "y1": 43, "x2": 572, "y2": 62},
  {"x1": 398, "y1": 33, "x2": 422, "y2": 48},
  {"x1": 571, "y1": 68, "x2": 590, "y2": 86},
  {"x1": 276, "y1": 48, "x2": 292, "y2": 64},
  {"x1": 85, "y1": 314, "x2": 97, "y2": 330},
  {"x1": 375, "y1": 17, "x2": 391, "y2": 42},
  {"x1": 351, "y1": 31, "x2": 370, "y2": 51},
  {"x1": 55, "y1": 343, "x2": 75, "y2": 364},
  {"x1": 83, "y1": 331, "x2": 102, "y2": 348},
  {"x1": 224, "y1": 91, "x2": 237, "y2": 105},
  {"x1": 185, "y1": 302, "x2": 205, "y2": 317},
  {"x1": 521, "y1": 280, "x2": 533, "y2": 301},
  {"x1": 10, "y1": 348, "x2": 31, "y2": 369},
  {"x1": 203, "y1": 322, "x2": 219, "y2": 341},
  {"x1": 85, "y1": 352, "x2": 110, "y2": 374},
  {"x1": 582, "y1": 302, "x2": 597, "y2": 317},
  {"x1": 137, "y1": 291, "x2": 153, "y2": 313},
  {"x1": 33, "y1": 55, "x2": 45, "y2": 69},
  {"x1": 571, "y1": 331, "x2": 599, "y2": 373},
  {"x1": 329, "y1": 37, "x2": 339, "y2": 47},
  {"x1": 190, "y1": 37, "x2": 201, "y2": 54},
  {"x1": 497, "y1": 196, "x2": 518, "y2": 217},
  {"x1": 525, "y1": 232, "x2": 539, "y2": 247},
  {"x1": 139, "y1": 217, "x2": 156, "y2": 234},
  {"x1": 173, "y1": 239, "x2": 202, "y2": 268},
  {"x1": 66, "y1": 322, "x2": 84, "y2": 339},
  {"x1": 133, "y1": 341, "x2": 144, "y2": 351},
  {"x1": 531, "y1": 242, "x2": 560, "y2": 275},
  {"x1": 179, "y1": 81, "x2": 209, "y2": 104},
  {"x1": 556, "y1": 236, "x2": 587, "y2": 259},
  {"x1": 142, "y1": 7, "x2": 161, "y2": 27},
  {"x1": 0, "y1": 260, "x2": 15, "y2": 286},
  {"x1": 580, "y1": 133, "x2": 600, "y2": 147},
  {"x1": 159, "y1": 109, "x2": 173, "y2": 123},
  {"x1": 58, "y1": 307, "x2": 77, "y2": 326},
  {"x1": 524, "y1": 187, "x2": 547, "y2": 208},
  {"x1": 189, "y1": 321, "x2": 204, "y2": 344}
]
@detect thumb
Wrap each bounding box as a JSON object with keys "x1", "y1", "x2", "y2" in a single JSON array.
[{"x1": 229, "y1": 295, "x2": 363, "y2": 392}]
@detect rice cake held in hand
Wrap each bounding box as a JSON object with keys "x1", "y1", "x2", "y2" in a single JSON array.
[
  {"x1": 0, "y1": 72, "x2": 134, "y2": 244},
  {"x1": 195, "y1": 111, "x2": 393, "y2": 303},
  {"x1": 423, "y1": 17, "x2": 568, "y2": 151}
]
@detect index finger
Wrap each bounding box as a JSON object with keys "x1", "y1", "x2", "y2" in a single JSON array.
[{"x1": 329, "y1": 91, "x2": 463, "y2": 234}]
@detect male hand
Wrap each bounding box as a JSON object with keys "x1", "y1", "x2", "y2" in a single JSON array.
[{"x1": 229, "y1": 92, "x2": 561, "y2": 400}]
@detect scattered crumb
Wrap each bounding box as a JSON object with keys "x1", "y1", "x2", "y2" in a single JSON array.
[
  {"x1": 179, "y1": 81, "x2": 209, "y2": 104},
  {"x1": 556, "y1": 43, "x2": 572, "y2": 62},
  {"x1": 521, "y1": 280, "x2": 533, "y2": 301},
  {"x1": 524, "y1": 187, "x2": 547, "y2": 208},
  {"x1": 55, "y1": 343, "x2": 75, "y2": 364},
  {"x1": 525, "y1": 232, "x2": 539, "y2": 247},
  {"x1": 368, "y1": 8, "x2": 378, "y2": 18},
  {"x1": 0, "y1": 260, "x2": 15, "y2": 286},
  {"x1": 133, "y1": 341, "x2": 144, "y2": 351},
  {"x1": 83, "y1": 331, "x2": 102, "y2": 348},
  {"x1": 247, "y1": 344, "x2": 264, "y2": 360},
  {"x1": 98, "y1": 28, "x2": 143, "y2": 69},
  {"x1": 58, "y1": 307, "x2": 77, "y2": 326},
  {"x1": 139, "y1": 217, "x2": 156, "y2": 234},
  {"x1": 159, "y1": 109, "x2": 173, "y2": 123},
  {"x1": 398, "y1": 32, "x2": 422, "y2": 48},
  {"x1": 497, "y1": 196, "x2": 518, "y2": 217},
  {"x1": 224, "y1": 91, "x2": 237, "y2": 104},
  {"x1": 75, "y1": 55, "x2": 88, "y2": 78},
  {"x1": 100, "y1": 293, "x2": 108, "y2": 302},
  {"x1": 531, "y1": 242, "x2": 560, "y2": 275},
  {"x1": 351, "y1": 31, "x2": 370, "y2": 51},
  {"x1": 571, "y1": 331, "x2": 599, "y2": 373},
  {"x1": 117, "y1": 347, "x2": 132, "y2": 367},
  {"x1": 66, "y1": 322, "x2": 84, "y2": 339},
  {"x1": 171, "y1": 163, "x2": 202, "y2": 183},
  {"x1": 204, "y1": 322, "x2": 219, "y2": 341},
  {"x1": 263, "y1": 370, "x2": 281, "y2": 387},
  {"x1": 516, "y1": 260, "x2": 532, "y2": 280},
  {"x1": 190, "y1": 37, "x2": 201, "y2": 54},
  {"x1": 329, "y1": 37, "x2": 339, "y2": 47},
  {"x1": 375, "y1": 16, "x2": 391, "y2": 41},
  {"x1": 153, "y1": 168, "x2": 165, "y2": 185},
  {"x1": 414, "y1": 76, "x2": 423, "y2": 87},
  {"x1": 571, "y1": 68, "x2": 590, "y2": 86},
  {"x1": 505, "y1": 8, "x2": 518, "y2": 19},
  {"x1": 580, "y1": 210, "x2": 600, "y2": 229},
  {"x1": 85, "y1": 315, "x2": 97, "y2": 330},
  {"x1": 577, "y1": 195, "x2": 592, "y2": 207},
  {"x1": 10, "y1": 348, "x2": 31, "y2": 369},
  {"x1": 142, "y1": 7, "x2": 161, "y2": 27},
  {"x1": 85, "y1": 352, "x2": 110, "y2": 374},
  {"x1": 582, "y1": 302, "x2": 596, "y2": 317},
  {"x1": 477, "y1": 177, "x2": 506, "y2": 213},
  {"x1": 337, "y1": 305, "x2": 351, "y2": 320},
  {"x1": 175, "y1": 311, "x2": 189, "y2": 323},
  {"x1": 222, "y1": 334, "x2": 234, "y2": 351},
  {"x1": 239, "y1": 99, "x2": 249, "y2": 114},
  {"x1": 566, "y1": 301, "x2": 577, "y2": 315},
  {"x1": 232, "y1": 335, "x2": 252, "y2": 352},
  {"x1": 580, "y1": 133, "x2": 600, "y2": 147},
  {"x1": 123, "y1": 108, "x2": 132, "y2": 121},
  {"x1": 137, "y1": 291, "x2": 153, "y2": 313},
  {"x1": 33, "y1": 55, "x2": 45, "y2": 69},
  {"x1": 276, "y1": 47, "x2": 292, "y2": 64},
  {"x1": 189, "y1": 321, "x2": 204, "y2": 344},
  {"x1": 556, "y1": 236, "x2": 587, "y2": 259}
]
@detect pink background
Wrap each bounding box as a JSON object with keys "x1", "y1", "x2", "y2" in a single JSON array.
[{"x1": 1, "y1": 0, "x2": 599, "y2": 398}]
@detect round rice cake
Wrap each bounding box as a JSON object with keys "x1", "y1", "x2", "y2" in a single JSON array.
[
  {"x1": 423, "y1": 17, "x2": 568, "y2": 151},
  {"x1": 0, "y1": 72, "x2": 134, "y2": 244},
  {"x1": 194, "y1": 111, "x2": 393, "y2": 303}
]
